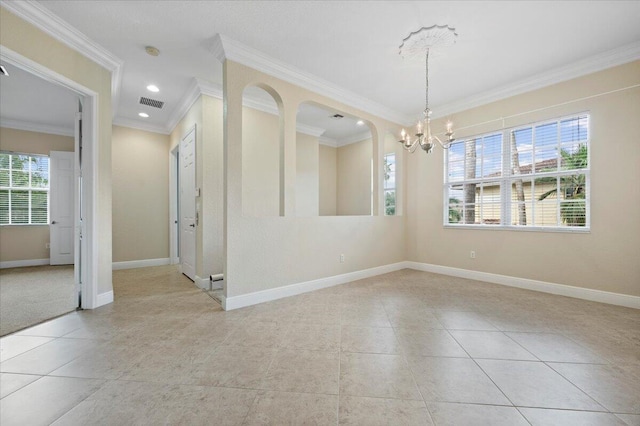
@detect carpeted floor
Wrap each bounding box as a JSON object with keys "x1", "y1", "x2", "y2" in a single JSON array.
[{"x1": 0, "y1": 265, "x2": 76, "y2": 336}]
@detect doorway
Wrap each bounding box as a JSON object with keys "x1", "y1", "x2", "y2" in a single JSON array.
[
  {"x1": 0, "y1": 49, "x2": 98, "y2": 334},
  {"x1": 178, "y1": 126, "x2": 196, "y2": 281}
]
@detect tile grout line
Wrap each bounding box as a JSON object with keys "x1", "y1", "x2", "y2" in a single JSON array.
[
  {"x1": 543, "y1": 361, "x2": 611, "y2": 414},
  {"x1": 443, "y1": 327, "x2": 521, "y2": 412},
  {"x1": 381, "y1": 300, "x2": 437, "y2": 425}
]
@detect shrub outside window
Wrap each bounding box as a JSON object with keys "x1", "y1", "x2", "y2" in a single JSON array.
[
  {"x1": 0, "y1": 152, "x2": 50, "y2": 225},
  {"x1": 384, "y1": 153, "x2": 396, "y2": 216}
]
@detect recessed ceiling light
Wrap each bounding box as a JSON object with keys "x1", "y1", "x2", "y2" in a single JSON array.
[
  {"x1": 356, "y1": 120, "x2": 365, "y2": 126},
  {"x1": 138, "y1": 112, "x2": 149, "y2": 118},
  {"x1": 146, "y1": 84, "x2": 159, "y2": 93}
]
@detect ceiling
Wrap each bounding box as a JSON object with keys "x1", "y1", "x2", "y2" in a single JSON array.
[
  {"x1": 0, "y1": 62, "x2": 78, "y2": 136},
  {"x1": 2, "y1": 1, "x2": 639, "y2": 138}
]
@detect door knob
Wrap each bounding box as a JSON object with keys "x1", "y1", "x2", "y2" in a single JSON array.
[{"x1": 189, "y1": 224, "x2": 195, "y2": 227}]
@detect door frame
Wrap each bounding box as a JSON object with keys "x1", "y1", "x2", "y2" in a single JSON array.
[
  {"x1": 169, "y1": 144, "x2": 180, "y2": 265},
  {"x1": 1, "y1": 46, "x2": 99, "y2": 309}
]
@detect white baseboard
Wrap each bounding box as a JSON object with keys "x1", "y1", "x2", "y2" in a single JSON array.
[
  {"x1": 96, "y1": 290, "x2": 114, "y2": 307},
  {"x1": 223, "y1": 262, "x2": 407, "y2": 310},
  {"x1": 405, "y1": 261, "x2": 640, "y2": 310},
  {"x1": 0, "y1": 258, "x2": 50, "y2": 269},
  {"x1": 112, "y1": 258, "x2": 170, "y2": 270}
]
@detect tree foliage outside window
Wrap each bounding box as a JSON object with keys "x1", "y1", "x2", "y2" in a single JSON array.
[
  {"x1": 384, "y1": 153, "x2": 396, "y2": 215},
  {"x1": 0, "y1": 153, "x2": 50, "y2": 225},
  {"x1": 444, "y1": 114, "x2": 589, "y2": 229}
]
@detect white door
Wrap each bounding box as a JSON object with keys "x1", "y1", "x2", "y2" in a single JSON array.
[
  {"x1": 179, "y1": 127, "x2": 197, "y2": 281},
  {"x1": 49, "y1": 151, "x2": 75, "y2": 265}
]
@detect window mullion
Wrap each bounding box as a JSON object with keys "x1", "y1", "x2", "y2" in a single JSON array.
[{"x1": 502, "y1": 129, "x2": 510, "y2": 226}]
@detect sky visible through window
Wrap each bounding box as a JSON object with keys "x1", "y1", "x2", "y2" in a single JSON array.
[{"x1": 447, "y1": 116, "x2": 588, "y2": 181}]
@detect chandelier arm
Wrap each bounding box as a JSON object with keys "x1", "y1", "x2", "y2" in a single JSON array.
[{"x1": 432, "y1": 135, "x2": 452, "y2": 150}]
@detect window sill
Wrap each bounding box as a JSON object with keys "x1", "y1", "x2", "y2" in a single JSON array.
[
  {"x1": 0, "y1": 224, "x2": 50, "y2": 227},
  {"x1": 443, "y1": 224, "x2": 590, "y2": 234}
]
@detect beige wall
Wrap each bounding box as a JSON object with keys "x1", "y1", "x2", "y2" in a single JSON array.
[
  {"x1": 296, "y1": 133, "x2": 319, "y2": 216},
  {"x1": 337, "y1": 138, "x2": 372, "y2": 216},
  {"x1": 242, "y1": 106, "x2": 280, "y2": 217},
  {"x1": 406, "y1": 60, "x2": 640, "y2": 297},
  {"x1": 0, "y1": 127, "x2": 75, "y2": 155},
  {"x1": 0, "y1": 127, "x2": 74, "y2": 263},
  {"x1": 223, "y1": 60, "x2": 405, "y2": 299},
  {"x1": 243, "y1": 104, "x2": 322, "y2": 217},
  {"x1": 112, "y1": 126, "x2": 169, "y2": 262},
  {"x1": 319, "y1": 144, "x2": 337, "y2": 216},
  {"x1": 1, "y1": 7, "x2": 113, "y2": 298}
]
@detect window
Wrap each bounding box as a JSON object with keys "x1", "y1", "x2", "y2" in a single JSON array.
[
  {"x1": 0, "y1": 153, "x2": 50, "y2": 225},
  {"x1": 384, "y1": 153, "x2": 396, "y2": 215},
  {"x1": 445, "y1": 114, "x2": 589, "y2": 230}
]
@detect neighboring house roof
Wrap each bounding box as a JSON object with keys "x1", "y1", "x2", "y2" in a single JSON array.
[
  {"x1": 516, "y1": 158, "x2": 558, "y2": 175},
  {"x1": 483, "y1": 158, "x2": 559, "y2": 179}
]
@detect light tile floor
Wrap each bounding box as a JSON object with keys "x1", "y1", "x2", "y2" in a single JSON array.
[{"x1": 1, "y1": 265, "x2": 639, "y2": 425}]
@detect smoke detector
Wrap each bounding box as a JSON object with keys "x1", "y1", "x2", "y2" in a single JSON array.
[{"x1": 145, "y1": 46, "x2": 160, "y2": 57}]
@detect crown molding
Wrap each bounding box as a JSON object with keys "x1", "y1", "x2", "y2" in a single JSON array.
[
  {"x1": 296, "y1": 123, "x2": 325, "y2": 138},
  {"x1": 434, "y1": 40, "x2": 640, "y2": 119},
  {"x1": 211, "y1": 33, "x2": 410, "y2": 125},
  {"x1": 1, "y1": 118, "x2": 73, "y2": 137},
  {"x1": 1, "y1": 0, "x2": 124, "y2": 117},
  {"x1": 318, "y1": 136, "x2": 338, "y2": 148},
  {"x1": 210, "y1": 34, "x2": 226, "y2": 63},
  {"x1": 169, "y1": 77, "x2": 328, "y2": 138},
  {"x1": 196, "y1": 78, "x2": 224, "y2": 99},
  {"x1": 112, "y1": 117, "x2": 170, "y2": 135},
  {"x1": 336, "y1": 130, "x2": 372, "y2": 147},
  {"x1": 164, "y1": 79, "x2": 202, "y2": 134}
]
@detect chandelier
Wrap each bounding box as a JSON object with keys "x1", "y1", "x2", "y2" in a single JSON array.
[{"x1": 398, "y1": 25, "x2": 457, "y2": 153}]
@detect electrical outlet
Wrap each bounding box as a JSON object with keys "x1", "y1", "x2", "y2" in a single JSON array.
[
  {"x1": 340, "y1": 254, "x2": 345, "y2": 263},
  {"x1": 470, "y1": 250, "x2": 476, "y2": 259},
  {"x1": 46, "y1": 243, "x2": 50, "y2": 249}
]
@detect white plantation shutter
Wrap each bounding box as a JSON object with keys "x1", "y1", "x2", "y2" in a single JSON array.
[
  {"x1": 444, "y1": 114, "x2": 589, "y2": 230},
  {"x1": 0, "y1": 152, "x2": 50, "y2": 225}
]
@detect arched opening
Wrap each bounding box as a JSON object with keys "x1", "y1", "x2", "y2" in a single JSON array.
[
  {"x1": 241, "y1": 85, "x2": 284, "y2": 217},
  {"x1": 296, "y1": 101, "x2": 373, "y2": 216}
]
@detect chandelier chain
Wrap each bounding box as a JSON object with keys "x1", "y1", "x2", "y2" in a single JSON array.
[{"x1": 425, "y1": 49, "x2": 429, "y2": 114}]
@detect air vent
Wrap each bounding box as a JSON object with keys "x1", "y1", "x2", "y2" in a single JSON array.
[
  {"x1": 330, "y1": 114, "x2": 344, "y2": 120},
  {"x1": 139, "y1": 96, "x2": 164, "y2": 109}
]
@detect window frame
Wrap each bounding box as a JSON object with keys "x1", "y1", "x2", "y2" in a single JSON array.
[
  {"x1": 383, "y1": 152, "x2": 397, "y2": 216},
  {"x1": 0, "y1": 152, "x2": 50, "y2": 226},
  {"x1": 443, "y1": 113, "x2": 590, "y2": 232}
]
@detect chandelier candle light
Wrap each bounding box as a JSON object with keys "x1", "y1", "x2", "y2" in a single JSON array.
[{"x1": 398, "y1": 25, "x2": 457, "y2": 153}]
